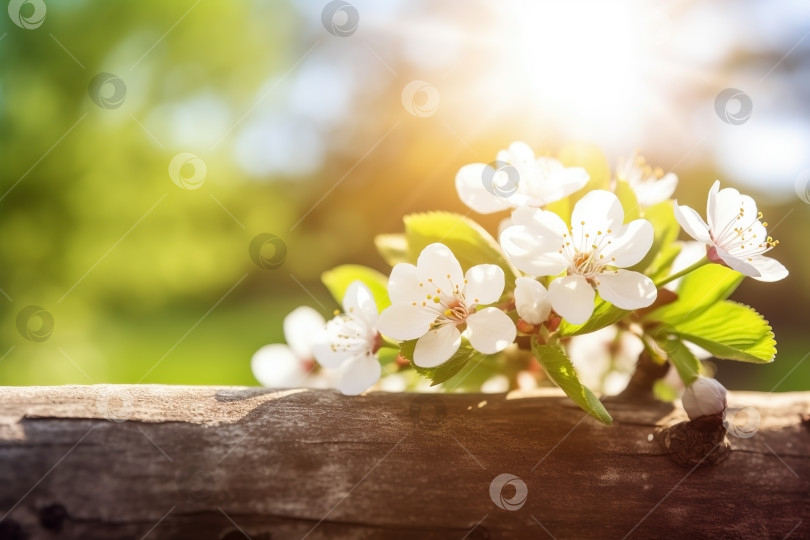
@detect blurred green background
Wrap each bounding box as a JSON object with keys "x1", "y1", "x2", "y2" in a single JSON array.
[{"x1": 1, "y1": 0, "x2": 808, "y2": 390}]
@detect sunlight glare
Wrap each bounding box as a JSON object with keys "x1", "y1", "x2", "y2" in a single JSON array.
[{"x1": 517, "y1": 1, "x2": 664, "y2": 144}]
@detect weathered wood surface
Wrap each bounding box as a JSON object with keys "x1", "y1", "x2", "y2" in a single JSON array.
[{"x1": 0, "y1": 385, "x2": 808, "y2": 539}]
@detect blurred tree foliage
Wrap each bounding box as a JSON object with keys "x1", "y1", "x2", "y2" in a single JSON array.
[{"x1": 1, "y1": 1, "x2": 808, "y2": 390}]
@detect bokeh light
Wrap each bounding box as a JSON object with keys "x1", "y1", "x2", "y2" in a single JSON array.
[{"x1": 1, "y1": 0, "x2": 808, "y2": 390}]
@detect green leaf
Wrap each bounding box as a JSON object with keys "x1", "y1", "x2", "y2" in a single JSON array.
[
  {"x1": 531, "y1": 340, "x2": 613, "y2": 425},
  {"x1": 669, "y1": 301, "x2": 775, "y2": 363},
  {"x1": 374, "y1": 233, "x2": 409, "y2": 267},
  {"x1": 558, "y1": 299, "x2": 628, "y2": 337},
  {"x1": 404, "y1": 212, "x2": 519, "y2": 286},
  {"x1": 630, "y1": 200, "x2": 680, "y2": 277},
  {"x1": 321, "y1": 264, "x2": 391, "y2": 312},
  {"x1": 614, "y1": 179, "x2": 640, "y2": 222},
  {"x1": 643, "y1": 242, "x2": 682, "y2": 284},
  {"x1": 654, "y1": 330, "x2": 700, "y2": 385},
  {"x1": 645, "y1": 264, "x2": 743, "y2": 326},
  {"x1": 399, "y1": 339, "x2": 485, "y2": 386}
]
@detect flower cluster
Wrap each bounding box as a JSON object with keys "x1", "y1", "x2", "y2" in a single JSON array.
[{"x1": 253, "y1": 141, "x2": 787, "y2": 423}]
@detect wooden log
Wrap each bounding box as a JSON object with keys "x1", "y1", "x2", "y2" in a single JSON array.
[{"x1": 0, "y1": 385, "x2": 808, "y2": 539}]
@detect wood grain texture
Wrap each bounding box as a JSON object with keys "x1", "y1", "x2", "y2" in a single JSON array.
[{"x1": 0, "y1": 385, "x2": 808, "y2": 539}]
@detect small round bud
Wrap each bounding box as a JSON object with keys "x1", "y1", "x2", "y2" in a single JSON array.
[
  {"x1": 682, "y1": 376, "x2": 727, "y2": 420},
  {"x1": 516, "y1": 319, "x2": 536, "y2": 334}
]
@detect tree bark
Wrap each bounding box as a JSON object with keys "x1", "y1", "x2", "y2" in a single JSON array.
[{"x1": 0, "y1": 385, "x2": 808, "y2": 539}]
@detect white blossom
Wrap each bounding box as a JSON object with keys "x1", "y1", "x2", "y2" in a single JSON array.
[
  {"x1": 251, "y1": 306, "x2": 332, "y2": 389},
  {"x1": 616, "y1": 153, "x2": 677, "y2": 207},
  {"x1": 312, "y1": 281, "x2": 383, "y2": 395},
  {"x1": 377, "y1": 243, "x2": 516, "y2": 368},
  {"x1": 673, "y1": 180, "x2": 788, "y2": 281},
  {"x1": 500, "y1": 190, "x2": 657, "y2": 324},
  {"x1": 455, "y1": 141, "x2": 588, "y2": 214}
]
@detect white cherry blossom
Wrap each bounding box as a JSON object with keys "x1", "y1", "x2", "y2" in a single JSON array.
[
  {"x1": 312, "y1": 281, "x2": 383, "y2": 395},
  {"x1": 616, "y1": 153, "x2": 677, "y2": 207},
  {"x1": 376, "y1": 243, "x2": 516, "y2": 368},
  {"x1": 455, "y1": 141, "x2": 589, "y2": 214},
  {"x1": 251, "y1": 306, "x2": 332, "y2": 389},
  {"x1": 673, "y1": 180, "x2": 788, "y2": 282},
  {"x1": 500, "y1": 190, "x2": 657, "y2": 324}
]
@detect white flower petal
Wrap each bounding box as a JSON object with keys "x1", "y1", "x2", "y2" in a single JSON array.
[
  {"x1": 634, "y1": 172, "x2": 677, "y2": 206},
  {"x1": 414, "y1": 325, "x2": 462, "y2": 368},
  {"x1": 251, "y1": 344, "x2": 307, "y2": 388},
  {"x1": 596, "y1": 269, "x2": 657, "y2": 310},
  {"x1": 705, "y1": 180, "x2": 721, "y2": 228},
  {"x1": 417, "y1": 243, "x2": 464, "y2": 288},
  {"x1": 744, "y1": 255, "x2": 789, "y2": 282},
  {"x1": 548, "y1": 275, "x2": 595, "y2": 324},
  {"x1": 464, "y1": 264, "x2": 505, "y2": 306},
  {"x1": 571, "y1": 190, "x2": 624, "y2": 237},
  {"x1": 387, "y1": 263, "x2": 423, "y2": 304},
  {"x1": 673, "y1": 202, "x2": 712, "y2": 244},
  {"x1": 283, "y1": 306, "x2": 326, "y2": 360},
  {"x1": 342, "y1": 281, "x2": 379, "y2": 327},
  {"x1": 500, "y1": 141, "x2": 537, "y2": 185},
  {"x1": 712, "y1": 245, "x2": 759, "y2": 276},
  {"x1": 465, "y1": 308, "x2": 516, "y2": 354},
  {"x1": 504, "y1": 141, "x2": 535, "y2": 165},
  {"x1": 500, "y1": 225, "x2": 568, "y2": 277},
  {"x1": 497, "y1": 216, "x2": 513, "y2": 238},
  {"x1": 337, "y1": 353, "x2": 382, "y2": 395},
  {"x1": 509, "y1": 206, "x2": 541, "y2": 227},
  {"x1": 455, "y1": 163, "x2": 513, "y2": 214},
  {"x1": 514, "y1": 277, "x2": 551, "y2": 324},
  {"x1": 312, "y1": 315, "x2": 370, "y2": 368},
  {"x1": 376, "y1": 304, "x2": 435, "y2": 341},
  {"x1": 541, "y1": 163, "x2": 589, "y2": 202},
  {"x1": 707, "y1": 181, "x2": 745, "y2": 233},
  {"x1": 600, "y1": 219, "x2": 654, "y2": 268},
  {"x1": 510, "y1": 207, "x2": 570, "y2": 237}
]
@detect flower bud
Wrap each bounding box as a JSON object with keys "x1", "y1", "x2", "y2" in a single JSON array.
[{"x1": 681, "y1": 376, "x2": 727, "y2": 420}]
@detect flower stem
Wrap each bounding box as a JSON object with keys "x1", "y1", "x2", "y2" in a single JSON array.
[{"x1": 654, "y1": 257, "x2": 710, "y2": 288}]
